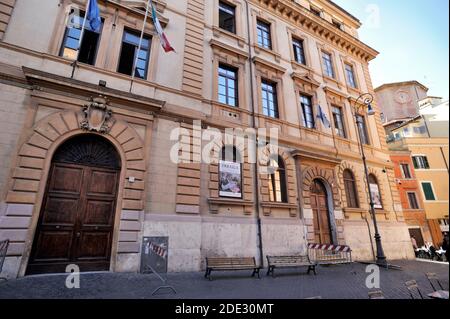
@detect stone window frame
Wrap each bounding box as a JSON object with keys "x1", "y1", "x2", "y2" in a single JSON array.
[
  {"x1": 207, "y1": 136, "x2": 254, "y2": 216},
  {"x1": 253, "y1": 57, "x2": 287, "y2": 122},
  {"x1": 49, "y1": 2, "x2": 160, "y2": 82},
  {"x1": 355, "y1": 111, "x2": 372, "y2": 146},
  {"x1": 406, "y1": 191, "x2": 421, "y2": 210},
  {"x1": 212, "y1": 0, "x2": 246, "y2": 47},
  {"x1": 286, "y1": 28, "x2": 314, "y2": 73},
  {"x1": 251, "y1": 9, "x2": 281, "y2": 63},
  {"x1": 291, "y1": 72, "x2": 321, "y2": 133},
  {"x1": 340, "y1": 55, "x2": 361, "y2": 93},
  {"x1": 323, "y1": 88, "x2": 352, "y2": 139},
  {"x1": 317, "y1": 44, "x2": 341, "y2": 87},
  {"x1": 49, "y1": 3, "x2": 114, "y2": 69},
  {"x1": 337, "y1": 161, "x2": 364, "y2": 215},
  {"x1": 210, "y1": 39, "x2": 249, "y2": 113},
  {"x1": 343, "y1": 169, "x2": 359, "y2": 209},
  {"x1": 331, "y1": 104, "x2": 347, "y2": 139},
  {"x1": 112, "y1": 20, "x2": 160, "y2": 83},
  {"x1": 259, "y1": 146, "x2": 298, "y2": 217}
]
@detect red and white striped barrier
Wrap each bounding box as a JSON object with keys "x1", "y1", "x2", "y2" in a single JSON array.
[
  {"x1": 308, "y1": 243, "x2": 351, "y2": 252},
  {"x1": 148, "y1": 242, "x2": 168, "y2": 258}
]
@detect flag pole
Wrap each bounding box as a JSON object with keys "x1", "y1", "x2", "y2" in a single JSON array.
[
  {"x1": 129, "y1": 0, "x2": 151, "y2": 93},
  {"x1": 71, "y1": 0, "x2": 91, "y2": 78}
]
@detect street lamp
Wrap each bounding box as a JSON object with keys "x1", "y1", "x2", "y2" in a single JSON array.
[{"x1": 350, "y1": 93, "x2": 388, "y2": 267}]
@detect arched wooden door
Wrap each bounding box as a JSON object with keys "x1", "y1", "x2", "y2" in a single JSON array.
[
  {"x1": 310, "y1": 179, "x2": 332, "y2": 244},
  {"x1": 26, "y1": 135, "x2": 121, "y2": 275}
]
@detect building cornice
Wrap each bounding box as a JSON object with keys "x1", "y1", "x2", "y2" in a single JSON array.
[
  {"x1": 250, "y1": 0, "x2": 378, "y2": 62},
  {"x1": 22, "y1": 67, "x2": 165, "y2": 111}
]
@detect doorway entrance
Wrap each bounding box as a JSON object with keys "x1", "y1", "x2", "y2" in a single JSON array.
[
  {"x1": 26, "y1": 134, "x2": 121, "y2": 275},
  {"x1": 310, "y1": 179, "x2": 333, "y2": 244}
]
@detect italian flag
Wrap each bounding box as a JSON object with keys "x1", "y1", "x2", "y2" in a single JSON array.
[{"x1": 151, "y1": 1, "x2": 175, "y2": 53}]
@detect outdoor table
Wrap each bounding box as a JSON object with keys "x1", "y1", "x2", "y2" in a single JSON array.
[{"x1": 427, "y1": 290, "x2": 449, "y2": 299}]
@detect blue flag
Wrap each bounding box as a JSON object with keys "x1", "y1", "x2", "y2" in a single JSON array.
[
  {"x1": 316, "y1": 105, "x2": 331, "y2": 128},
  {"x1": 87, "y1": 0, "x2": 102, "y2": 32}
]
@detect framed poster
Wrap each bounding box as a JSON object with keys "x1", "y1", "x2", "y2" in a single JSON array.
[
  {"x1": 219, "y1": 160, "x2": 242, "y2": 198},
  {"x1": 369, "y1": 183, "x2": 383, "y2": 209}
]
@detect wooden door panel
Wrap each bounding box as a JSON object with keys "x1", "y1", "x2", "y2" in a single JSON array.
[
  {"x1": 33, "y1": 231, "x2": 73, "y2": 261},
  {"x1": 48, "y1": 165, "x2": 83, "y2": 194},
  {"x1": 76, "y1": 232, "x2": 111, "y2": 260},
  {"x1": 310, "y1": 181, "x2": 333, "y2": 245},
  {"x1": 83, "y1": 199, "x2": 115, "y2": 225},
  {"x1": 87, "y1": 170, "x2": 118, "y2": 195},
  {"x1": 41, "y1": 196, "x2": 79, "y2": 225}
]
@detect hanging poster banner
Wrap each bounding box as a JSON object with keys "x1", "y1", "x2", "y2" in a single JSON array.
[
  {"x1": 369, "y1": 183, "x2": 383, "y2": 209},
  {"x1": 219, "y1": 160, "x2": 242, "y2": 198}
]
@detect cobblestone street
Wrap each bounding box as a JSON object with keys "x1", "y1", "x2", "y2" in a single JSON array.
[{"x1": 0, "y1": 260, "x2": 448, "y2": 299}]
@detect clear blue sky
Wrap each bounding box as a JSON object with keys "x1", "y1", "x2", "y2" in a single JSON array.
[{"x1": 333, "y1": 0, "x2": 449, "y2": 99}]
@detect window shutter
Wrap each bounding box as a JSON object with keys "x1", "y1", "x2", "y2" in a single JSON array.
[{"x1": 422, "y1": 183, "x2": 435, "y2": 200}]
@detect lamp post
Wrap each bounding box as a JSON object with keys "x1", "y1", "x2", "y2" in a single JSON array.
[{"x1": 350, "y1": 93, "x2": 387, "y2": 267}]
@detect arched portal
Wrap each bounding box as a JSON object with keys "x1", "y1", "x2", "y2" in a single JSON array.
[
  {"x1": 26, "y1": 134, "x2": 121, "y2": 275},
  {"x1": 310, "y1": 179, "x2": 333, "y2": 244}
]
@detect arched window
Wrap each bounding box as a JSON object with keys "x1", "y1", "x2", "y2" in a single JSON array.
[
  {"x1": 268, "y1": 156, "x2": 288, "y2": 203},
  {"x1": 368, "y1": 174, "x2": 383, "y2": 209},
  {"x1": 343, "y1": 169, "x2": 359, "y2": 208},
  {"x1": 219, "y1": 146, "x2": 242, "y2": 198}
]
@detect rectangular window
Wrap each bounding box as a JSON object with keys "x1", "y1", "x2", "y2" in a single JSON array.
[
  {"x1": 219, "y1": 1, "x2": 236, "y2": 34},
  {"x1": 401, "y1": 164, "x2": 412, "y2": 179},
  {"x1": 332, "y1": 19, "x2": 342, "y2": 29},
  {"x1": 257, "y1": 20, "x2": 272, "y2": 49},
  {"x1": 407, "y1": 192, "x2": 420, "y2": 209},
  {"x1": 118, "y1": 29, "x2": 151, "y2": 79},
  {"x1": 310, "y1": 6, "x2": 321, "y2": 17},
  {"x1": 332, "y1": 106, "x2": 346, "y2": 138},
  {"x1": 322, "y1": 52, "x2": 335, "y2": 78},
  {"x1": 261, "y1": 80, "x2": 278, "y2": 118},
  {"x1": 300, "y1": 95, "x2": 315, "y2": 129},
  {"x1": 218, "y1": 64, "x2": 238, "y2": 107},
  {"x1": 412, "y1": 156, "x2": 430, "y2": 169},
  {"x1": 413, "y1": 126, "x2": 427, "y2": 134},
  {"x1": 421, "y1": 182, "x2": 436, "y2": 201},
  {"x1": 60, "y1": 9, "x2": 103, "y2": 65},
  {"x1": 356, "y1": 114, "x2": 370, "y2": 145},
  {"x1": 292, "y1": 38, "x2": 306, "y2": 65},
  {"x1": 345, "y1": 64, "x2": 357, "y2": 88}
]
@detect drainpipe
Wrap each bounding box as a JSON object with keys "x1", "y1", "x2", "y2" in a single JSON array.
[{"x1": 245, "y1": 0, "x2": 264, "y2": 268}]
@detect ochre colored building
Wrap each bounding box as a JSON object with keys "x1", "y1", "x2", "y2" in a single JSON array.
[
  {"x1": 389, "y1": 151, "x2": 430, "y2": 246},
  {"x1": 0, "y1": 0, "x2": 414, "y2": 278}
]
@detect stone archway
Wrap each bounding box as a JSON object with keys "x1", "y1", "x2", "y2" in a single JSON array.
[
  {"x1": 301, "y1": 166, "x2": 341, "y2": 244},
  {"x1": 26, "y1": 134, "x2": 122, "y2": 274},
  {"x1": 0, "y1": 110, "x2": 147, "y2": 277}
]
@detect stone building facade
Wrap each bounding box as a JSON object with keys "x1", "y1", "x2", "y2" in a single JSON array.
[{"x1": 0, "y1": 0, "x2": 414, "y2": 278}]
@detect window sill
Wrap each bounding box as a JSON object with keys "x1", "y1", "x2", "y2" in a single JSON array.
[
  {"x1": 212, "y1": 26, "x2": 246, "y2": 47},
  {"x1": 253, "y1": 44, "x2": 281, "y2": 63},
  {"x1": 290, "y1": 60, "x2": 313, "y2": 72},
  {"x1": 208, "y1": 198, "x2": 254, "y2": 206},
  {"x1": 323, "y1": 75, "x2": 340, "y2": 85},
  {"x1": 347, "y1": 85, "x2": 361, "y2": 95},
  {"x1": 261, "y1": 202, "x2": 297, "y2": 209}
]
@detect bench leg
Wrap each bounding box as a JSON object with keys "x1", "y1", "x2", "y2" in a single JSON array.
[
  {"x1": 251, "y1": 268, "x2": 261, "y2": 279},
  {"x1": 205, "y1": 268, "x2": 213, "y2": 281}
]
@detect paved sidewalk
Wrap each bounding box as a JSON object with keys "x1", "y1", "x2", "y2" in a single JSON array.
[{"x1": 0, "y1": 260, "x2": 448, "y2": 299}]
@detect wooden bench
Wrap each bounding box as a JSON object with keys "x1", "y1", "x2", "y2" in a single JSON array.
[
  {"x1": 266, "y1": 255, "x2": 317, "y2": 277},
  {"x1": 204, "y1": 257, "x2": 261, "y2": 280}
]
